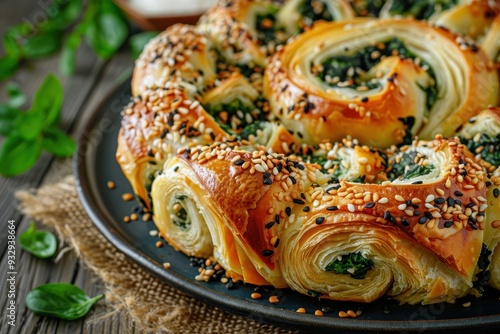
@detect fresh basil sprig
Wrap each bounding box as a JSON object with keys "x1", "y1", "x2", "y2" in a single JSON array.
[
  {"x1": 26, "y1": 283, "x2": 103, "y2": 320},
  {"x1": 0, "y1": 0, "x2": 128, "y2": 79},
  {"x1": 0, "y1": 74, "x2": 76, "y2": 177},
  {"x1": 19, "y1": 222, "x2": 57, "y2": 259}
]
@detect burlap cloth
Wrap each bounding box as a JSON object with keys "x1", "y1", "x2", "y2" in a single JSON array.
[{"x1": 16, "y1": 176, "x2": 296, "y2": 334}]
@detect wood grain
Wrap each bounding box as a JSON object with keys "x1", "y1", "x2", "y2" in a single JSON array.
[{"x1": 0, "y1": 2, "x2": 135, "y2": 333}]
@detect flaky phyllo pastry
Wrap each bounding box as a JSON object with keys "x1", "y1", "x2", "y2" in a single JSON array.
[{"x1": 116, "y1": 0, "x2": 500, "y2": 305}]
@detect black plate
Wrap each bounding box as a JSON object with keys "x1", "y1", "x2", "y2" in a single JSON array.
[{"x1": 74, "y1": 80, "x2": 500, "y2": 333}]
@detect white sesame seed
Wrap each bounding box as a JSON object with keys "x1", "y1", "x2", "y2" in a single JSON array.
[
  {"x1": 425, "y1": 195, "x2": 435, "y2": 203},
  {"x1": 347, "y1": 204, "x2": 355, "y2": 212},
  {"x1": 395, "y1": 195, "x2": 404, "y2": 202},
  {"x1": 398, "y1": 204, "x2": 407, "y2": 211},
  {"x1": 378, "y1": 197, "x2": 389, "y2": 204},
  {"x1": 255, "y1": 164, "x2": 265, "y2": 173}
]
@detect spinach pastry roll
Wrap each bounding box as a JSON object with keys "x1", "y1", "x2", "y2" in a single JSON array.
[{"x1": 265, "y1": 18, "x2": 498, "y2": 147}]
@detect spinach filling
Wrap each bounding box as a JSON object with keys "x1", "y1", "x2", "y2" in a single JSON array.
[
  {"x1": 388, "y1": 0, "x2": 458, "y2": 20},
  {"x1": 350, "y1": 0, "x2": 385, "y2": 17},
  {"x1": 206, "y1": 98, "x2": 266, "y2": 133},
  {"x1": 299, "y1": 0, "x2": 334, "y2": 27},
  {"x1": 459, "y1": 133, "x2": 500, "y2": 167},
  {"x1": 387, "y1": 151, "x2": 434, "y2": 180},
  {"x1": 173, "y1": 195, "x2": 190, "y2": 230},
  {"x1": 325, "y1": 252, "x2": 374, "y2": 279},
  {"x1": 317, "y1": 38, "x2": 438, "y2": 113},
  {"x1": 239, "y1": 120, "x2": 265, "y2": 140},
  {"x1": 473, "y1": 244, "x2": 492, "y2": 295},
  {"x1": 301, "y1": 154, "x2": 366, "y2": 183}
]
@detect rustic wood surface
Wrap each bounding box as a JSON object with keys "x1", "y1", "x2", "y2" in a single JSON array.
[{"x1": 0, "y1": 2, "x2": 138, "y2": 333}]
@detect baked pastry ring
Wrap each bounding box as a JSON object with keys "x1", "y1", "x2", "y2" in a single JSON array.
[{"x1": 265, "y1": 18, "x2": 499, "y2": 148}]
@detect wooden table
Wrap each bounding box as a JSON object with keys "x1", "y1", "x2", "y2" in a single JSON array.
[{"x1": 0, "y1": 3, "x2": 140, "y2": 333}]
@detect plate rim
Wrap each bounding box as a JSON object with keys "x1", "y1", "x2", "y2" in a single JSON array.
[{"x1": 73, "y1": 79, "x2": 500, "y2": 332}]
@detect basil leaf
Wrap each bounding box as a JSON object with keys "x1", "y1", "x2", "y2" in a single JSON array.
[
  {"x1": 32, "y1": 74, "x2": 63, "y2": 127},
  {"x1": 60, "y1": 29, "x2": 83, "y2": 76},
  {"x1": 86, "y1": 8, "x2": 128, "y2": 59},
  {"x1": 19, "y1": 222, "x2": 57, "y2": 259},
  {"x1": 42, "y1": 126, "x2": 76, "y2": 157},
  {"x1": 3, "y1": 33, "x2": 20, "y2": 58},
  {"x1": 0, "y1": 105, "x2": 18, "y2": 136},
  {"x1": 129, "y1": 32, "x2": 158, "y2": 59},
  {"x1": 20, "y1": 31, "x2": 62, "y2": 59},
  {"x1": 6, "y1": 82, "x2": 26, "y2": 108},
  {"x1": 0, "y1": 55, "x2": 19, "y2": 80},
  {"x1": 0, "y1": 135, "x2": 42, "y2": 176},
  {"x1": 26, "y1": 283, "x2": 103, "y2": 321},
  {"x1": 15, "y1": 109, "x2": 44, "y2": 140}
]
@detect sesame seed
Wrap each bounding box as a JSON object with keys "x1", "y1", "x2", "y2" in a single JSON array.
[
  {"x1": 262, "y1": 249, "x2": 274, "y2": 257},
  {"x1": 339, "y1": 311, "x2": 349, "y2": 318},
  {"x1": 347, "y1": 204, "x2": 355, "y2": 212},
  {"x1": 494, "y1": 189, "x2": 500, "y2": 198},
  {"x1": 130, "y1": 213, "x2": 138, "y2": 221},
  {"x1": 347, "y1": 310, "x2": 357, "y2": 318},
  {"x1": 435, "y1": 188, "x2": 445, "y2": 196},
  {"x1": 122, "y1": 193, "x2": 134, "y2": 201},
  {"x1": 163, "y1": 262, "x2": 170, "y2": 269},
  {"x1": 107, "y1": 181, "x2": 115, "y2": 189},
  {"x1": 296, "y1": 308, "x2": 306, "y2": 313},
  {"x1": 401, "y1": 219, "x2": 410, "y2": 226},
  {"x1": 425, "y1": 195, "x2": 435, "y2": 203},
  {"x1": 316, "y1": 217, "x2": 325, "y2": 224},
  {"x1": 293, "y1": 199, "x2": 305, "y2": 205},
  {"x1": 255, "y1": 164, "x2": 265, "y2": 173},
  {"x1": 395, "y1": 195, "x2": 404, "y2": 202},
  {"x1": 398, "y1": 204, "x2": 407, "y2": 211},
  {"x1": 156, "y1": 241, "x2": 163, "y2": 248},
  {"x1": 269, "y1": 295, "x2": 279, "y2": 304},
  {"x1": 251, "y1": 293, "x2": 262, "y2": 299},
  {"x1": 285, "y1": 207, "x2": 291, "y2": 216},
  {"x1": 234, "y1": 159, "x2": 245, "y2": 166},
  {"x1": 327, "y1": 206, "x2": 338, "y2": 211},
  {"x1": 434, "y1": 197, "x2": 445, "y2": 204},
  {"x1": 404, "y1": 209, "x2": 414, "y2": 216},
  {"x1": 444, "y1": 221, "x2": 454, "y2": 228},
  {"x1": 315, "y1": 310, "x2": 324, "y2": 316},
  {"x1": 364, "y1": 202, "x2": 376, "y2": 209},
  {"x1": 303, "y1": 206, "x2": 310, "y2": 212},
  {"x1": 378, "y1": 197, "x2": 389, "y2": 204}
]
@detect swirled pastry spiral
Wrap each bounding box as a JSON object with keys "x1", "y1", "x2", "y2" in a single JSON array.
[
  {"x1": 265, "y1": 18, "x2": 498, "y2": 148},
  {"x1": 117, "y1": 0, "x2": 500, "y2": 305}
]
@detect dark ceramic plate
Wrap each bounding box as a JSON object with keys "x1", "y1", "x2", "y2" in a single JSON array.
[{"x1": 74, "y1": 80, "x2": 500, "y2": 333}]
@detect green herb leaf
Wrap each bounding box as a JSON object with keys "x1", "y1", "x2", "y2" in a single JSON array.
[
  {"x1": 129, "y1": 32, "x2": 158, "y2": 59},
  {"x1": 3, "y1": 33, "x2": 20, "y2": 58},
  {"x1": 86, "y1": 7, "x2": 128, "y2": 59},
  {"x1": 19, "y1": 222, "x2": 57, "y2": 259},
  {"x1": 0, "y1": 104, "x2": 18, "y2": 136},
  {"x1": 32, "y1": 74, "x2": 64, "y2": 127},
  {"x1": 0, "y1": 55, "x2": 19, "y2": 80},
  {"x1": 325, "y1": 252, "x2": 374, "y2": 279},
  {"x1": 42, "y1": 126, "x2": 76, "y2": 157},
  {"x1": 0, "y1": 135, "x2": 42, "y2": 176},
  {"x1": 20, "y1": 31, "x2": 62, "y2": 59},
  {"x1": 26, "y1": 283, "x2": 103, "y2": 321},
  {"x1": 6, "y1": 82, "x2": 26, "y2": 108},
  {"x1": 14, "y1": 109, "x2": 44, "y2": 140}
]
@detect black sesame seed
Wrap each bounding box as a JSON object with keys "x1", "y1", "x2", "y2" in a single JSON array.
[
  {"x1": 414, "y1": 210, "x2": 421, "y2": 216},
  {"x1": 303, "y1": 206, "x2": 310, "y2": 212},
  {"x1": 326, "y1": 206, "x2": 338, "y2": 211},
  {"x1": 468, "y1": 216, "x2": 477, "y2": 224},
  {"x1": 434, "y1": 197, "x2": 445, "y2": 204},
  {"x1": 262, "y1": 249, "x2": 274, "y2": 257},
  {"x1": 274, "y1": 238, "x2": 280, "y2": 248},
  {"x1": 494, "y1": 188, "x2": 500, "y2": 198},
  {"x1": 401, "y1": 219, "x2": 410, "y2": 226},
  {"x1": 300, "y1": 193, "x2": 306, "y2": 199},
  {"x1": 411, "y1": 181, "x2": 423, "y2": 184},
  {"x1": 316, "y1": 217, "x2": 325, "y2": 225},
  {"x1": 455, "y1": 199, "x2": 462, "y2": 206},
  {"x1": 454, "y1": 191, "x2": 463, "y2": 197},
  {"x1": 263, "y1": 178, "x2": 273, "y2": 185},
  {"x1": 264, "y1": 172, "x2": 271, "y2": 178},
  {"x1": 293, "y1": 198, "x2": 305, "y2": 205},
  {"x1": 297, "y1": 163, "x2": 305, "y2": 170},
  {"x1": 424, "y1": 212, "x2": 433, "y2": 219},
  {"x1": 173, "y1": 166, "x2": 179, "y2": 172},
  {"x1": 364, "y1": 202, "x2": 376, "y2": 209},
  {"x1": 418, "y1": 216, "x2": 428, "y2": 224},
  {"x1": 160, "y1": 129, "x2": 169, "y2": 138},
  {"x1": 361, "y1": 97, "x2": 368, "y2": 103},
  {"x1": 289, "y1": 176, "x2": 297, "y2": 185},
  {"x1": 265, "y1": 221, "x2": 275, "y2": 229},
  {"x1": 321, "y1": 307, "x2": 333, "y2": 313},
  {"x1": 275, "y1": 214, "x2": 280, "y2": 224},
  {"x1": 447, "y1": 197, "x2": 455, "y2": 207},
  {"x1": 285, "y1": 207, "x2": 291, "y2": 216},
  {"x1": 234, "y1": 159, "x2": 245, "y2": 166},
  {"x1": 226, "y1": 280, "x2": 236, "y2": 290},
  {"x1": 468, "y1": 222, "x2": 478, "y2": 230},
  {"x1": 466, "y1": 202, "x2": 475, "y2": 208},
  {"x1": 444, "y1": 221, "x2": 454, "y2": 228}
]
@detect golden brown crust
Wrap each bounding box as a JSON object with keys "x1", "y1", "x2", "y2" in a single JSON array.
[{"x1": 265, "y1": 19, "x2": 498, "y2": 148}]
